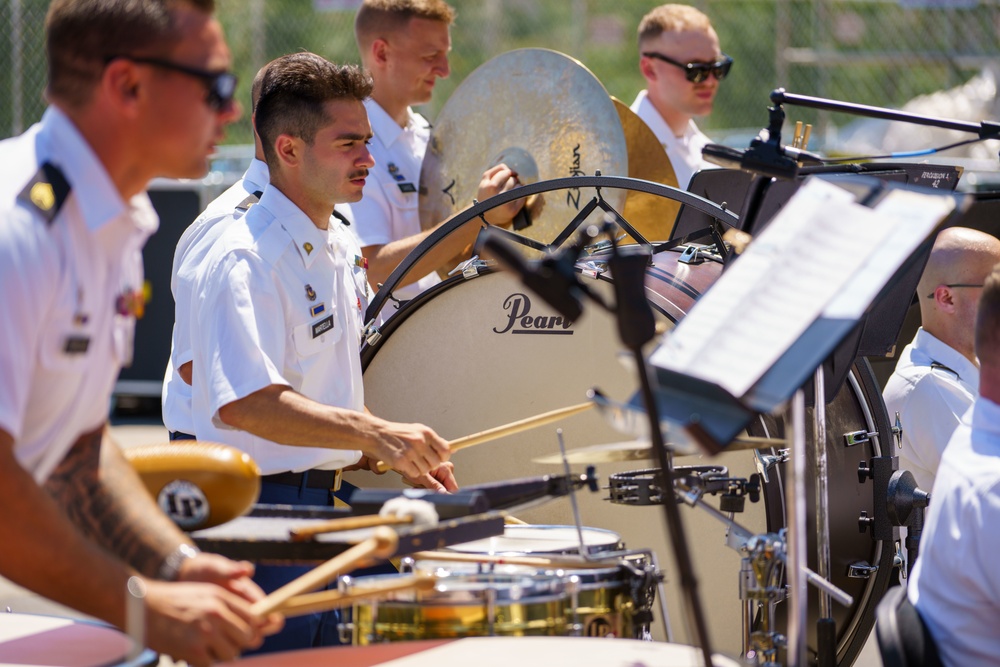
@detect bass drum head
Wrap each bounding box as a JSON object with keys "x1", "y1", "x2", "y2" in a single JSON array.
[{"x1": 353, "y1": 251, "x2": 892, "y2": 663}]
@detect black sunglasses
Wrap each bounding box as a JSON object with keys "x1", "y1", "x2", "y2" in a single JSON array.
[
  {"x1": 642, "y1": 52, "x2": 733, "y2": 84},
  {"x1": 108, "y1": 55, "x2": 238, "y2": 111}
]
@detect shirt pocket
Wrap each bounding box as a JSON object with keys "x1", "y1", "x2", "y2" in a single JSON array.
[{"x1": 292, "y1": 310, "x2": 343, "y2": 358}]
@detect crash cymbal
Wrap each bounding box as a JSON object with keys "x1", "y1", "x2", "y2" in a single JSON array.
[
  {"x1": 532, "y1": 435, "x2": 785, "y2": 464},
  {"x1": 612, "y1": 98, "x2": 682, "y2": 243},
  {"x1": 419, "y1": 48, "x2": 628, "y2": 246}
]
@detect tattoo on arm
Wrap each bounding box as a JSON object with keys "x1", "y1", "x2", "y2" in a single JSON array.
[{"x1": 43, "y1": 427, "x2": 187, "y2": 578}]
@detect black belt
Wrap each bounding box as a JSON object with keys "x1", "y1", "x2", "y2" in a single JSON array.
[{"x1": 262, "y1": 469, "x2": 343, "y2": 491}]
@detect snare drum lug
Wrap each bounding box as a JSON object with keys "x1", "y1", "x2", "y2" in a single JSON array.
[
  {"x1": 893, "y1": 412, "x2": 903, "y2": 449},
  {"x1": 858, "y1": 510, "x2": 874, "y2": 535},
  {"x1": 363, "y1": 322, "x2": 382, "y2": 347},
  {"x1": 844, "y1": 429, "x2": 878, "y2": 447},
  {"x1": 677, "y1": 244, "x2": 705, "y2": 265},
  {"x1": 847, "y1": 561, "x2": 878, "y2": 579},
  {"x1": 337, "y1": 622, "x2": 354, "y2": 645}
]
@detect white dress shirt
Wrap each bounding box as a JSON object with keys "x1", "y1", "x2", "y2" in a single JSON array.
[
  {"x1": 631, "y1": 89, "x2": 713, "y2": 190},
  {"x1": 909, "y1": 397, "x2": 1000, "y2": 667},
  {"x1": 346, "y1": 99, "x2": 439, "y2": 305},
  {"x1": 883, "y1": 327, "x2": 979, "y2": 493},
  {"x1": 162, "y1": 158, "x2": 270, "y2": 434},
  {"x1": 0, "y1": 107, "x2": 158, "y2": 482},
  {"x1": 189, "y1": 185, "x2": 371, "y2": 474}
]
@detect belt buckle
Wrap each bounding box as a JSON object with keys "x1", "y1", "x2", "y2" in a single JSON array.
[{"x1": 332, "y1": 469, "x2": 343, "y2": 493}]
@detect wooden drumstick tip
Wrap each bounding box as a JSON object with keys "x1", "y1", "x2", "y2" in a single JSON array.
[
  {"x1": 371, "y1": 526, "x2": 399, "y2": 559},
  {"x1": 374, "y1": 459, "x2": 390, "y2": 474},
  {"x1": 414, "y1": 571, "x2": 437, "y2": 592}
]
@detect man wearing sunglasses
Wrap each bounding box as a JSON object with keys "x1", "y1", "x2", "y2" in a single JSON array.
[
  {"x1": 884, "y1": 227, "x2": 1000, "y2": 495},
  {"x1": 630, "y1": 4, "x2": 730, "y2": 189},
  {"x1": 0, "y1": 1, "x2": 281, "y2": 664}
]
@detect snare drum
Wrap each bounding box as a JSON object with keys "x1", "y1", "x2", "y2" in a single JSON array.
[
  {"x1": 426, "y1": 525, "x2": 655, "y2": 639},
  {"x1": 350, "y1": 572, "x2": 567, "y2": 644},
  {"x1": 0, "y1": 613, "x2": 156, "y2": 667}
]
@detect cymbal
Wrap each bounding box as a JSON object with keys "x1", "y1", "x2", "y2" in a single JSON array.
[
  {"x1": 532, "y1": 436, "x2": 786, "y2": 465},
  {"x1": 612, "y1": 98, "x2": 682, "y2": 243},
  {"x1": 419, "y1": 48, "x2": 628, "y2": 246}
]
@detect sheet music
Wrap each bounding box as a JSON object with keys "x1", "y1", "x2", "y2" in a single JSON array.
[{"x1": 650, "y1": 178, "x2": 955, "y2": 398}]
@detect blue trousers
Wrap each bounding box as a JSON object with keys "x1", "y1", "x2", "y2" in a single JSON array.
[{"x1": 244, "y1": 481, "x2": 344, "y2": 654}]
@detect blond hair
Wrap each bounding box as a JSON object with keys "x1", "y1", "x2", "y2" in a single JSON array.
[
  {"x1": 638, "y1": 4, "x2": 713, "y2": 47},
  {"x1": 355, "y1": 0, "x2": 455, "y2": 51}
]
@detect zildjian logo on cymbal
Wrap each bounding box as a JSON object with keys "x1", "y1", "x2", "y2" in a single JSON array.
[{"x1": 567, "y1": 143, "x2": 584, "y2": 209}]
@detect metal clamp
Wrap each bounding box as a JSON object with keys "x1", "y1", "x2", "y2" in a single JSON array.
[{"x1": 844, "y1": 429, "x2": 879, "y2": 447}]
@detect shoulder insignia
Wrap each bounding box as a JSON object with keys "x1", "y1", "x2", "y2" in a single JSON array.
[
  {"x1": 235, "y1": 190, "x2": 263, "y2": 212},
  {"x1": 332, "y1": 209, "x2": 351, "y2": 226},
  {"x1": 17, "y1": 162, "x2": 71, "y2": 225},
  {"x1": 930, "y1": 361, "x2": 959, "y2": 378}
]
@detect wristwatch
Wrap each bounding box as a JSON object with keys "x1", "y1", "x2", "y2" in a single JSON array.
[{"x1": 157, "y1": 543, "x2": 200, "y2": 581}]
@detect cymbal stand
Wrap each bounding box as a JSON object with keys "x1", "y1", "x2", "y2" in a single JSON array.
[
  {"x1": 555, "y1": 428, "x2": 589, "y2": 559},
  {"x1": 812, "y1": 367, "x2": 837, "y2": 667},
  {"x1": 786, "y1": 390, "x2": 808, "y2": 666}
]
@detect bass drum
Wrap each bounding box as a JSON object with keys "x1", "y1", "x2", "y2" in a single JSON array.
[{"x1": 350, "y1": 249, "x2": 894, "y2": 665}]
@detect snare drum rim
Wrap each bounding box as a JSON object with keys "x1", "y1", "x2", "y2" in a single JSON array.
[{"x1": 446, "y1": 524, "x2": 624, "y2": 557}]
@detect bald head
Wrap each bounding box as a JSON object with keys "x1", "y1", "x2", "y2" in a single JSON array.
[{"x1": 919, "y1": 227, "x2": 1000, "y2": 363}]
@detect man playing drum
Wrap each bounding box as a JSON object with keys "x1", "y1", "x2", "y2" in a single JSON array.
[
  {"x1": 630, "y1": 4, "x2": 731, "y2": 189},
  {"x1": 883, "y1": 227, "x2": 1000, "y2": 493},
  {"x1": 0, "y1": 0, "x2": 282, "y2": 664},
  {"x1": 347, "y1": 0, "x2": 523, "y2": 307},
  {"x1": 187, "y1": 52, "x2": 457, "y2": 652}
]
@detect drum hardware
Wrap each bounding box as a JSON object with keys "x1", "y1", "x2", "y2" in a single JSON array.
[
  {"x1": 447, "y1": 256, "x2": 495, "y2": 279},
  {"x1": 843, "y1": 429, "x2": 880, "y2": 447},
  {"x1": 372, "y1": 402, "x2": 594, "y2": 473},
  {"x1": 606, "y1": 466, "x2": 762, "y2": 514},
  {"x1": 883, "y1": 469, "x2": 931, "y2": 578},
  {"x1": 892, "y1": 412, "x2": 903, "y2": 449}
]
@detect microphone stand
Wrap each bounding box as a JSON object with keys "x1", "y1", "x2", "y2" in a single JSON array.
[
  {"x1": 483, "y1": 224, "x2": 714, "y2": 665},
  {"x1": 607, "y1": 241, "x2": 715, "y2": 666}
]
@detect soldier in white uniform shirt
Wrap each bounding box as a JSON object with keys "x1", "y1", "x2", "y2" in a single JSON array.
[
  {"x1": 630, "y1": 4, "x2": 732, "y2": 189},
  {"x1": 0, "y1": 1, "x2": 281, "y2": 664},
  {"x1": 883, "y1": 227, "x2": 1000, "y2": 493},
  {"x1": 909, "y1": 261, "x2": 1000, "y2": 667},
  {"x1": 348, "y1": 0, "x2": 522, "y2": 307},
  {"x1": 189, "y1": 52, "x2": 456, "y2": 652}
]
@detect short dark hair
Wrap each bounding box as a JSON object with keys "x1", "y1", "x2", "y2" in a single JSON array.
[
  {"x1": 976, "y1": 263, "x2": 1000, "y2": 364},
  {"x1": 45, "y1": 0, "x2": 215, "y2": 108},
  {"x1": 254, "y1": 52, "x2": 374, "y2": 165},
  {"x1": 355, "y1": 0, "x2": 455, "y2": 51}
]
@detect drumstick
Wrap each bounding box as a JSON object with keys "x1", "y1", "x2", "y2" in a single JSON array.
[
  {"x1": 375, "y1": 402, "x2": 594, "y2": 473},
  {"x1": 251, "y1": 526, "x2": 398, "y2": 616},
  {"x1": 409, "y1": 550, "x2": 621, "y2": 570},
  {"x1": 274, "y1": 573, "x2": 437, "y2": 618},
  {"x1": 289, "y1": 514, "x2": 413, "y2": 542}
]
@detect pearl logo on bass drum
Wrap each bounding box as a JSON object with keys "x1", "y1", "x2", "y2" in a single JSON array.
[{"x1": 492, "y1": 292, "x2": 575, "y2": 335}]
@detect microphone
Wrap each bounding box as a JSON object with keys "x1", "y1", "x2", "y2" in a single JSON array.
[
  {"x1": 482, "y1": 228, "x2": 586, "y2": 323},
  {"x1": 702, "y1": 103, "x2": 823, "y2": 180}
]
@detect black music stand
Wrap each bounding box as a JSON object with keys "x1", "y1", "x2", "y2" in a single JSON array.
[{"x1": 642, "y1": 176, "x2": 963, "y2": 665}]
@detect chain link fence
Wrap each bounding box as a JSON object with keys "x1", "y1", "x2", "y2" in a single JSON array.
[{"x1": 3, "y1": 0, "x2": 999, "y2": 157}]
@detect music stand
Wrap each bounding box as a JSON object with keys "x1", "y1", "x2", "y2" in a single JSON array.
[{"x1": 644, "y1": 176, "x2": 962, "y2": 665}]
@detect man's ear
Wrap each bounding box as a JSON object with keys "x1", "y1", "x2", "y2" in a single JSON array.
[
  {"x1": 274, "y1": 134, "x2": 302, "y2": 169},
  {"x1": 371, "y1": 38, "x2": 390, "y2": 68},
  {"x1": 933, "y1": 285, "x2": 957, "y2": 313},
  {"x1": 639, "y1": 55, "x2": 657, "y2": 83},
  {"x1": 102, "y1": 59, "x2": 143, "y2": 115}
]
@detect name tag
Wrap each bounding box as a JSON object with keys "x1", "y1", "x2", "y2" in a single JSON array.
[
  {"x1": 311, "y1": 315, "x2": 334, "y2": 339},
  {"x1": 397, "y1": 183, "x2": 416, "y2": 193},
  {"x1": 63, "y1": 335, "x2": 90, "y2": 354}
]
